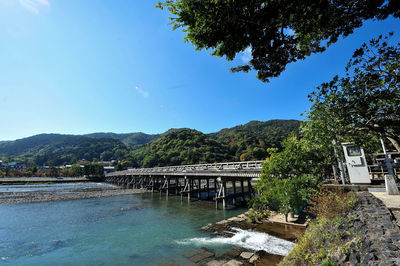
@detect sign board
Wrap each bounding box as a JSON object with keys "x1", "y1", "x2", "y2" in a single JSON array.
[{"x1": 342, "y1": 143, "x2": 371, "y2": 184}]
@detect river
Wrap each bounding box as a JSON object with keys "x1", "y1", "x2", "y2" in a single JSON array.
[{"x1": 0, "y1": 183, "x2": 295, "y2": 265}]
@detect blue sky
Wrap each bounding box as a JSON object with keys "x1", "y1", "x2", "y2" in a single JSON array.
[{"x1": 0, "y1": 0, "x2": 398, "y2": 141}]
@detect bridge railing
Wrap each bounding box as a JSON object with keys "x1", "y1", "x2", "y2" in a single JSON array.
[{"x1": 121, "y1": 160, "x2": 264, "y2": 174}]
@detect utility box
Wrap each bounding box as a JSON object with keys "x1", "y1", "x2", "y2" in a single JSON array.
[{"x1": 342, "y1": 143, "x2": 371, "y2": 184}]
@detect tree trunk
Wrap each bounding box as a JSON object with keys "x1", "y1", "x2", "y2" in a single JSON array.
[
  {"x1": 285, "y1": 213, "x2": 288, "y2": 222},
  {"x1": 387, "y1": 136, "x2": 400, "y2": 152}
]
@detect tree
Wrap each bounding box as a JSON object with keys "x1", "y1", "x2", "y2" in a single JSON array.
[
  {"x1": 71, "y1": 164, "x2": 83, "y2": 176},
  {"x1": 309, "y1": 34, "x2": 400, "y2": 151},
  {"x1": 157, "y1": 0, "x2": 399, "y2": 82},
  {"x1": 83, "y1": 164, "x2": 104, "y2": 177},
  {"x1": 252, "y1": 136, "x2": 323, "y2": 221}
]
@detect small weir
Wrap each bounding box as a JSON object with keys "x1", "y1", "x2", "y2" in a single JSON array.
[
  {"x1": 176, "y1": 227, "x2": 295, "y2": 256},
  {"x1": 105, "y1": 161, "x2": 263, "y2": 208}
]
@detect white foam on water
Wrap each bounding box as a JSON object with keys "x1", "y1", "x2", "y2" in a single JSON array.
[{"x1": 176, "y1": 227, "x2": 295, "y2": 256}]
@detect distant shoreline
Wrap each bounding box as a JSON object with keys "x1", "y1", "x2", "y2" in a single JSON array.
[{"x1": 0, "y1": 177, "x2": 92, "y2": 185}]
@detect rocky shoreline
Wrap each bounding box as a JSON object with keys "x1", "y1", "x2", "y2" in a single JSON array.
[
  {"x1": 174, "y1": 213, "x2": 306, "y2": 266},
  {"x1": 0, "y1": 188, "x2": 145, "y2": 204}
]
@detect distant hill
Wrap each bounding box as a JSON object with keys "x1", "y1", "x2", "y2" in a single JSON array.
[
  {"x1": 0, "y1": 134, "x2": 79, "y2": 156},
  {"x1": 208, "y1": 119, "x2": 301, "y2": 161},
  {"x1": 0, "y1": 119, "x2": 301, "y2": 167},
  {"x1": 84, "y1": 132, "x2": 160, "y2": 147},
  {"x1": 129, "y1": 129, "x2": 234, "y2": 167},
  {"x1": 0, "y1": 134, "x2": 129, "y2": 166}
]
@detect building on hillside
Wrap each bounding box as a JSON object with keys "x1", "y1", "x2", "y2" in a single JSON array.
[
  {"x1": 98, "y1": 161, "x2": 114, "y2": 166},
  {"x1": 103, "y1": 166, "x2": 115, "y2": 175}
]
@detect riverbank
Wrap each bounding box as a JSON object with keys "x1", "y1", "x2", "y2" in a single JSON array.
[
  {"x1": 0, "y1": 177, "x2": 91, "y2": 185},
  {"x1": 0, "y1": 186, "x2": 145, "y2": 204},
  {"x1": 281, "y1": 191, "x2": 400, "y2": 265},
  {"x1": 195, "y1": 212, "x2": 306, "y2": 265}
]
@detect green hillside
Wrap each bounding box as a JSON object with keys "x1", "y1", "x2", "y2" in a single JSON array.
[
  {"x1": 209, "y1": 119, "x2": 301, "y2": 160},
  {"x1": 0, "y1": 134, "x2": 78, "y2": 156},
  {"x1": 84, "y1": 132, "x2": 160, "y2": 147},
  {"x1": 0, "y1": 134, "x2": 129, "y2": 166},
  {"x1": 129, "y1": 129, "x2": 234, "y2": 167},
  {"x1": 0, "y1": 119, "x2": 301, "y2": 167}
]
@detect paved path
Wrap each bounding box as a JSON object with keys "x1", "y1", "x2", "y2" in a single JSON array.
[{"x1": 370, "y1": 191, "x2": 400, "y2": 209}]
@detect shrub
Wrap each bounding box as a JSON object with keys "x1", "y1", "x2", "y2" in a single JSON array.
[
  {"x1": 245, "y1": 208, "x2": 269, "y2": 223},
  {"x1": 307, "y1": 189, "x2": 357, "y2": 220}
]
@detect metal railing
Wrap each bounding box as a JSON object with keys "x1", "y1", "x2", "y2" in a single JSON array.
[
  {"x1": 107, "y1": 160, "x2": 264, "y2": 176},
  {"x1": 368, "y1": 164, "x2": 400, "y2": 178},
  {"x1": 127, "y1": 160, "x2": 263, "y2": 172}
]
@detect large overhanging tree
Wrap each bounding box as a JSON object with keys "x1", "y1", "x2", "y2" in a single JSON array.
[
  {"x1": 309, "y1": 34, "x2": 400, "y2": 151},
  {"x1": 157, "y1": 0, "x2": 399, "y2": 82}
]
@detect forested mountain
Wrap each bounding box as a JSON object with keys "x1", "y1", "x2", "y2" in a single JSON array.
[
  {"x1": 0, "y1": 134, "x2": 129, "y2": 166},
  {"x1": 0, "y1": 134, "x2": 76, "y2": 156},
  {"x1": 209, "y1": 120, "x2": 301, "y2": 161},
  {"x1": 84, "y1": 132, "x2": 160, "y2": 147},
  {"x1": 0, "y1": 119, "x2": 301, "y2": 167},
  {"x1": 129, "y1": 129, "x2": 234, "y2": 168}
]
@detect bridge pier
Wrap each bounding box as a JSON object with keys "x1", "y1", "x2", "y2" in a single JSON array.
[
  {"x1": 232, "y1": 181, "x2": 236, "y2": 205},
  {"x1": 222, "y1": 181, "x2": 227, "y2": 208},
  {"x1": 197, "y1": 178, "x2": 201, "y2": 199},
  {"x1": 206, "y1": 179, "x2": 210, "y2": 199}
]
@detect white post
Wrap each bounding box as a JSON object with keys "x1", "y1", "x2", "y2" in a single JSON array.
[
  {"x1": 380, "y1": 137, "x2": 399, "y2": 195},
  {"x1": 333, "y1": 139, "x2": 346, "y2": 184}
]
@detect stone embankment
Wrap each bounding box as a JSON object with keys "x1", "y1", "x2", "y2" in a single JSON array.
[
  {"x1": 330, "y1": 192, "x2": 400, "y2": 265},
  {"x1": 196, "y1": 192, "x2": 400, "y2": 265}
]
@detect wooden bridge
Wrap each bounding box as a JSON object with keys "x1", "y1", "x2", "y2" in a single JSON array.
[{"x1": 105, "y1": 160, "x2": 263, "y2": 208}]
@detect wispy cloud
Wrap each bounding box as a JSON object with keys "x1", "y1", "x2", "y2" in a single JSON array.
[
  {"x1": 240, "y1": 47, "x2": 252, "y2": 64},
  {"x1": 19, "y1": 0, "x2": 50, "y2": 15},
  {"x1": 135, "y1": 86, "x2": 150, "y2": 98}
]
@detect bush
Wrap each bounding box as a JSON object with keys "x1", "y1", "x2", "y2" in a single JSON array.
[
  {"x1": 244, "y1": 208, "x2": 269, "y2": 223},
  {"x1": 307, "y1": 189, "x2": 357, "y2": 220}
]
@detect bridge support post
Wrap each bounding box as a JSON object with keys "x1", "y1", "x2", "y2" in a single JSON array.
[
  {"x1": 197, "y1": 178, "x2": 201, "y2": 199},
  {"x1": 188, "y1": 179, "x2": 192, "y2": 202},
  {"x1": 214, "y1": 178, "x2": 217, "y2": 197},
  {"x1": 222, "y1": 181, "x2": 227, "y2": 209},
  {"x1": 215, "y1": 179, "x2": 219, "y2": 209},
  {"x1": 241, "y1": 180, "x2": 244, "y2": 201},
  {"x1": 181, "y1": 177, "x2": 186, "y2": 201},
  {"x1": 232, "y1": 181, "x2": 236, "y2": 205},
  {"x1": 206, "y1": 178, "x2": 210, "y2": 199},
  {"x1": 166, "y1": 177, "x2": 170, "y2": 197},
  {"x1": 247, "y1": 179, "x2": 252, "y2": 199}
]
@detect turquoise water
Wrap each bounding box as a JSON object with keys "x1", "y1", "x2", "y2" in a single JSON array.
[{"x1": 0, "y1": 184, "x2": 246, "y2": 265}]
